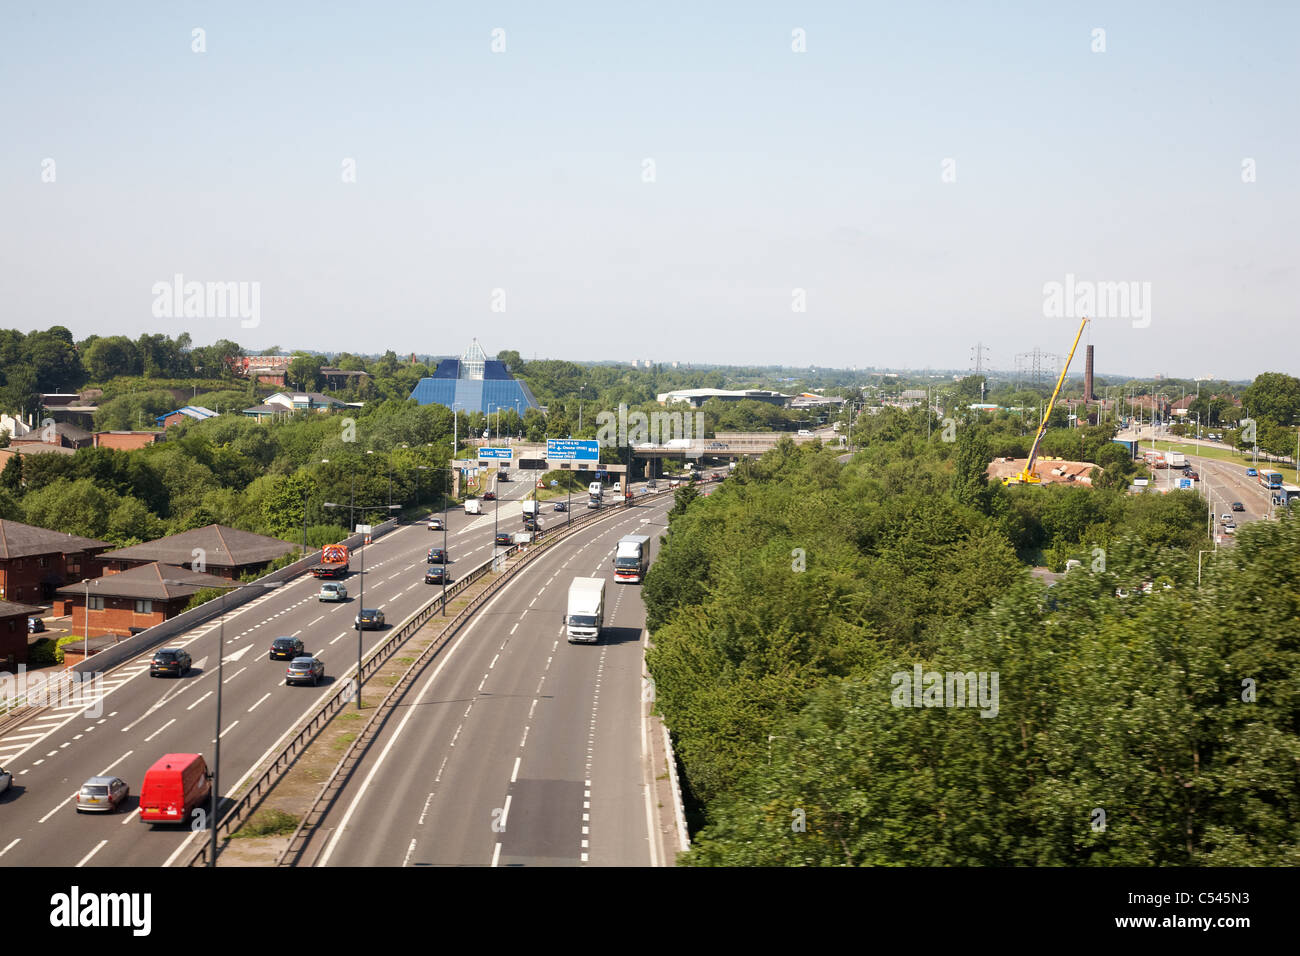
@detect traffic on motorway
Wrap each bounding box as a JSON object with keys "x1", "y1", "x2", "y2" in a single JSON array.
[{"x1": 0, "y1": 468, "x2": 667, "y2": 868}]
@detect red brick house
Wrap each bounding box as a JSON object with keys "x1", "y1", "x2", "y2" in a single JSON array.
[
  {"x1": 0, "y1": 599, "x2": 44, "y2": 671},
  {"x1": 56, "y1": 563, "x2": 235, "y2": 638},
  {"x1": 93, "y1": 431, "x2": 161, "y2": 451},
  {"x1": 97, "y1": 524, "x2": 296, "y2": 581},
  {"x1": 0, "y1": 521, "x2": 112, "y2": 607}
]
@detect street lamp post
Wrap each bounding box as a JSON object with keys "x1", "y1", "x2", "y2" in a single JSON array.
[{"x1": 163, "y1": 577, "x2": 281, "y2": 866}]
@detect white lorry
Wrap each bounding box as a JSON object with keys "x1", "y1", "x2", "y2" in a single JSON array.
[
  {"x1": 565, "y1": 577, "x2": 605, "y2": 643},
  {"x1": 464, "y1": 497, "x2": 482, "y2": 515},
  {"x1": 613, "y1": 534, "x2": 651, "y2": 584},
  {"x1": 1165, "y1": 452, "x2": 1186, "y2": 469},
  {"x1": 522, "y1": 500, "x2": 540, "y2": 519}
]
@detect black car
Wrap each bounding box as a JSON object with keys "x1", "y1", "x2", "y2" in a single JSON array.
[
  {"x1": 150, "y1": 647, "x2": 192, "y2": 677},
  {"x1": 1232, "y1": 501, "x2": 1245, "y2": 512},
  {"x1": 355, "y1": 608, "x2": 385, "y2": 630},
  {"x1": 427, "y1": 547, "x2": 447, "y2": 563},
  {"x1": 425, "y1": 566, "x2": 450, "y2": 585},
  {"x1": 285, "y1": 656, "x2": 325, "y2": 687},
  {"x1": 269, "y1": 637, "x2": 305, "y2": 661},
  {"x1": 495, "y1": 532, "x2": 512, "y2": 546},
  {"x1": 553, "y1": 501, "x2": 567, "y2": 512},
  {"x1": 27, "y1": 617, "x2": 44, "y2": 633}
]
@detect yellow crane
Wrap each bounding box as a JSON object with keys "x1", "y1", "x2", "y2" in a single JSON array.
[{"x1": 1004, "y1": 316, "x2": 1090, "y2": 485}]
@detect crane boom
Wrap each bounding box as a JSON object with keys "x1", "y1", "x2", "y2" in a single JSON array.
[{"x1": 1007, "y1": 316, "x2": 1090, "y2": 485}]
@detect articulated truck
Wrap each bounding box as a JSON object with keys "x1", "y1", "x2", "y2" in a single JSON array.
[
  {"x1": 613, "y1": 534, "x2": 651, "y2": 583},
  {"x1": 565, "y1": 577, "x2": 605, "y2": 643}
]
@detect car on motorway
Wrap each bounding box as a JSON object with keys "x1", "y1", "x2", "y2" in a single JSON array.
[
  {"x1": 497, "y1": 470, "x2": 509, "y2": 481},
  {"x1": 149, "y1": 647, "x2": 192, "y2": 678},
  {"x1": 483, "y1": 491, "x2": 496, "y2": 501},
  {"x1": 269, "y1": 636, "x2": 305, "y2": 661},
  {"x1": 1221, "y1": 514, "x2": 1233, "y2": 524},
  {"x1": 355, "y1": 608, "x2": 385, "y2": 630},
  {"x1": 428, "y1": 516, "x2": 445, "y2": 531},
  {"x1": 427, "y1": 547, "x2": 447, "y2": 563},
  {"x1": 76, "y1": 776, "x2": 129, "y2": 813},
  {"x1": 27, "y1": 617, "x2": 44, "y2": 633},
  {"x1": 1247, "y1": 468, "x2": 1257, "y2": 477},
  {"x1": 0, "y1": 766, "x2": 11, "y2": 795},
  {"x1": 1223, "y1": 523, "x2": 1237, "y2": 535},
  {"x1": 494, "y1": 531, "x2": 512, "y2": 546},
  {"x1": 318, "y1": 582, "x2": 348, "y2": 602},
  {"x1": 553, "y1": 501, "x2": 567, "y2": 512},
  {"x1": 285, "y1": 656, "x2": 325, "y2": 687},
  {"x1": 645, "y1": 480, "x2": 657, "y2": 491},
  {"x1": 425, "y1": 566, "x2": 450, "y2": 584},
  {"x1": 1186, "y1": 471, "x2": 1199, "y2": 481},
  {"x1": 138, "y1": 753, "x2": 211, "y2": 825},
  {"x1": 1232, "y1": 501, "x2": 1245, "y2": 511}
]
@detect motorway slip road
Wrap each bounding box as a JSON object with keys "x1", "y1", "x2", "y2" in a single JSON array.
[
  {"x1": 0, "y1": 473, "x2": 556, "y2": 867},
  {"x1": 303, "y1": 494, "x2": 676, "y2": 867}
]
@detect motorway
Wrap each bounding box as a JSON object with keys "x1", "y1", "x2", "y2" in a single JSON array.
[
  {"x1": 1138, "y1": 443, "x2": 1279, "y2": 543},
  {"x1": 0, "y1": 470, "x2": 616, "y2": 867},
  {"x1": 302, "y1": 490, "x2": 677, "y2": 867}
]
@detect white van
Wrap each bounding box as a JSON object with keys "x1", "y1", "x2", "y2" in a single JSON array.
[
  {"x1": 464, "y1": 498, "x2": 482, "y2": 515},
  {"x1": 797, "y1": 429, "x2": 812, "y2": 437},
  {"x1": 588, "y1": 481, "x2": 603, "y2": 497}
]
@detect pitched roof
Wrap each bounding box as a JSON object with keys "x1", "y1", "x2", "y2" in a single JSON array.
[
  {"x1": 11, "y1": 421, "x2": 93, "y2": 442},
  {"x1": 0, "y1": 599, "x2": 44, "y2": 618},
  {"x1": 98, "y1": 524, "x2": 295, "y2": 568},
  {"x1": 0, "y1": 521, "x2": 111, "y2": 560},
  {"x1": 56, "y1": 563, "x2": 233, "y2": 601}
]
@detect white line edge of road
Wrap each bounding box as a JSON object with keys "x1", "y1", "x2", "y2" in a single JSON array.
[
  {"x1": 639, "y1": 627, "x2": 659, "y2": 869},
  {"x1": 315, "y1": 563, "x2": 525, "y2": 867}
]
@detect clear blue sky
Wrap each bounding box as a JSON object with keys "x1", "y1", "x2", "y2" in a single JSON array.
[{"x1": 2, "y1": 1, "x2": 1296, "y2": 380}]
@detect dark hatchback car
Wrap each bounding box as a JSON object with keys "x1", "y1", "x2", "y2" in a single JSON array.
[
  {"x1": 425, "y1": 566, "x2": 450, "y2": 585},
  {"x1": 1232, "y1": 501, "x2": 1245, "y2": 512},
  {"x1": 355, "y1": 608, "x2": 385, "y2": 630},
  {"x1": 553, "y1": 501, "x2": 567, "y2": 512},
  {"x1": 269, "y1": 637, "x2": 305, "y2": 661},
  {"x1": 427, "y1": 547, "x2": 447, "y2": 563},
  {"x1": 495, "y1": 532, "x2": 512, "y2": 546},
  {"x1": 150, "y1": 648, "x2": 192, "y2": 677},
  {"x1": 483, "y1": 491, "x2": 496, "y2": 501},
  {"x1": 27, "y1": 617, "x2": 44, "y2": 633},
  {"x1": 285, "y1": 656, "x2": 325, "y2": 687}
]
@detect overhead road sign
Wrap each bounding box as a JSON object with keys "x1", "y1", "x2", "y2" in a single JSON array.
[
  {"x1": 478, "y1": 447, "x2": 513, "y2": 460},
  {"x1": 547, "y1": 439, "x2": 599, "y2": 462}
]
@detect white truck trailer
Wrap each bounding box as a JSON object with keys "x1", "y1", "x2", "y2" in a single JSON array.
[{"x1": 565, "y1": 577, "x2": 605, "y2": 643}]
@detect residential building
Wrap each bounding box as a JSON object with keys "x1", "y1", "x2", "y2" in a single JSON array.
[
  {"x1": 56, "y1": 563, "x2": 233, "y2": 638},
  {"x1": 0, "y1": 521, "x2": 112, "y2": 606},
  {"x1": 97, "y1": 524, "x2": 296, "y2": 580},
  {"x1": 93, "y1": 431, "x2": 161, "y2": 451},
  {"x1": 0, "y1": 599, "x2": 45, "y2": 671},
  {"x1": 156, "y1": 405, "x2": 218, "y2": 429}
]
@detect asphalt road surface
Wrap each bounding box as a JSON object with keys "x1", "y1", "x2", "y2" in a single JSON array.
[{"x1": 305, "y1": 492, "x2": 676, "y2": 867}]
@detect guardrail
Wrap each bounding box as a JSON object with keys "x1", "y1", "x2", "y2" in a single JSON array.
[
  {"x1": 188, "y1": 490, "x2": 671, "y2": 866},
  {"x1": 0, "y1": 519, "x2": 399, "y2": 728}
]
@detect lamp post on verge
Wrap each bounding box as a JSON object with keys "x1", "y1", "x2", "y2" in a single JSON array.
[{"x1": 163, "y1": 577, "x2": 281, "y2": 866}]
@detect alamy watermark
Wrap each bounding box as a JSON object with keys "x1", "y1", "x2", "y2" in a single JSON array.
[
  {"x1": 0, "y1": 666, "x2": 104, "y2": 718},
  {"x1": 595, "y1": 403, "x2": 707, "y2": 456},
  {"x1": 890, "y1": 664, "x2": 999, "y2": 718},
  {"x1": 151, "y1": 273, "x2": 260, "y2": 328},
  {"x1": 1042, "y1": 273, "x2": 1150, "y2": 328}
]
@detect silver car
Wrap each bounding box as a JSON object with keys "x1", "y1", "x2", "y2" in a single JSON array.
[
  {"x1": 76, "y1": 776, "x2": 129, "y2": 813},
  {"x1": 318, "y1": 582, "x2": 348, "y2": 602},
  {"x1": 0, "y1": 766, "x2": 11, "y2": 796}
]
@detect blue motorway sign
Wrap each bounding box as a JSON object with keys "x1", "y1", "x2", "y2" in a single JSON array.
[
  {"x1": 547, "y1": 439, "x2": 599, "y2": 462},
  {"x1": 478, "y1": 447, "x2": 513, "y2": 460},
  {"x1": 1178, "y1": 478, "x2": 1192, "y2": 490}
]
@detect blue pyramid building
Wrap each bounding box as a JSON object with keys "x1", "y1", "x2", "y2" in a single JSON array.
[{"x1": 408, "y1": 339, "x2": 539, "y2": 415}]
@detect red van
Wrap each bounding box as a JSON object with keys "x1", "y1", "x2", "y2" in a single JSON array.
[{"x1": 138, "y1": 753, "x2": 212, "y2": 824}]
